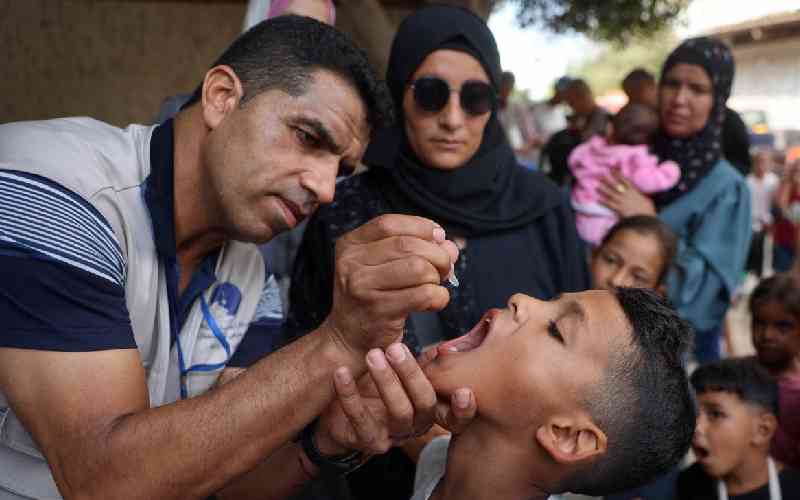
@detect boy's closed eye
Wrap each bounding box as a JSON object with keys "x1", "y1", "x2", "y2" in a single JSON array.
[{"x1": 548, "y1": 320, "x2": 565, "y2": 344}]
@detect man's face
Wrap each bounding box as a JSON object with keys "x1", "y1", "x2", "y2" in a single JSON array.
[
  {"x1": 625, "y1": 81, "x2": 658, "y2": 109},
  {"x1": 423, "y1": 291, "x2": 628, "y2": 432},
  {"x1": 752, "y1": 151, "x2": 772, "y2": 177},
  {"x1": 202, "y1": 70, "x2": 369, "y2": 244},
  {"x1": 692, "y1": 391, "x2": 764, "y2": 479}
]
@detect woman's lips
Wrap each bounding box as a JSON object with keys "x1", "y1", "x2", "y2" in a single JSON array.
[{"x1": 431, "y1": 138, "x2": 465, "y2": 150}]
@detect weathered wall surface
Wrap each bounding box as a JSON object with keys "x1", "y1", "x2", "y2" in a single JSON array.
[{"x1": 1, "y1": 1, "x2": 246, "y2": 126}]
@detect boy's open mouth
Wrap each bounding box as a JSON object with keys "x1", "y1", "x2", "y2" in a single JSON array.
[
  {"x1": 693, "y1": 444, "x2": 711, "y2": 460},
  {"x1": 437, "y1": 308, "x2": 501, "y2": 353}
]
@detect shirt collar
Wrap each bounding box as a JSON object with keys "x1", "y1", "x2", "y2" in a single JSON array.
[{"x1": 144, "y1": 119, "x2": 178, "y2": 259}]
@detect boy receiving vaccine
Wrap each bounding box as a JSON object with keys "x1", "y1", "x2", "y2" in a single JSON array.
[
  {"x1": 331, "y1": 287, "x2": 697, "y2": 500},
  {"x1": 678, "y1": 357, "x2": 800, "y2": 499}
]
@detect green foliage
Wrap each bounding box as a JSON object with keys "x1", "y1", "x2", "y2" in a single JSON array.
[
  {"x1": 509, "y1": 0, "x2": 689, "y2": 44},
  {"x1": 568, "y1": 29, "x2": 678, "y2": 96}
]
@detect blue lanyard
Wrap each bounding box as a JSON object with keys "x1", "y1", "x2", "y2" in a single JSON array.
[{"x1": 176, "y1": 295, "x2": 232, "y2": 399}]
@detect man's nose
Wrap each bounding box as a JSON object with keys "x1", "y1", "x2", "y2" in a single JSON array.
[{"x1": 302, "y1": 159, "x2": 337, "y2": 205}]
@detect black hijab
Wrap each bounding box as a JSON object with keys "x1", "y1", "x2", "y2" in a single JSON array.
[
  {"x1": 653, "y1": 37, "x2": 735, "y2": 208},
  {"x1": 363, "y1": 5, "x2": 559, "y2": 237}
]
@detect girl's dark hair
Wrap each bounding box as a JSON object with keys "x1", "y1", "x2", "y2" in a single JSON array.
[
  {"x1": 749, "y1": 273, "x2": 800, "y2": 318},
  {"x1": 599, "y1": 216, "x2": 678, "y2": 285}
]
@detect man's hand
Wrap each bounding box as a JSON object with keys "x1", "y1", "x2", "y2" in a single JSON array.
[
  {"x1": 315, "y1": 343, "x2": 475, "y2": 456},
  {"x1": 323, "y1": 215, "x2": 459, "y2": 356}
]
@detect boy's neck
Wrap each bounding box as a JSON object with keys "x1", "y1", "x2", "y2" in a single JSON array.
[
  {"x1": 430, "y1": 425, "x2": 550, "y2": 500},
  {"x1": 723, "y1": 450, "x2": 773, "y2": 496}
]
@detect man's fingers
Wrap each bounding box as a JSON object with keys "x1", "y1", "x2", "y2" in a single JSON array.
[
  {"x1": 344, "y1": 257, "x2": 445, "y2": 292},
  {"x1": 384, "y1": 344, "x2": 437, "y2": 434},
  {"x1": 345, "y1": 284, "x2": 451, "y2": 319},
  {"x1": 366, "y1": 349, "x2": 415, "y2": 435},
  {"x1": 333, "y1": 367, "x2": 390, "y2": 454},
  {"x1": 435, "y1": 388, "x2": 476, "y2": 434},
  {"x1": 338, "y1": 235, "x2": 455, "y2": 281},
  {"x1": 343, "y1": 214, "x2": 445, "y2": 245}
]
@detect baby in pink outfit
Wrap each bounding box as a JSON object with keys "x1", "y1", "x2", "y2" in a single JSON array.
[{"x1": 569, "y1": 103, "x2": 681, "y2": 245}]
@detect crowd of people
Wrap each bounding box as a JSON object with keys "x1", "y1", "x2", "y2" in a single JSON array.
[{"x1": 0, "y1": 1, "x2": 799, "y2": 499}]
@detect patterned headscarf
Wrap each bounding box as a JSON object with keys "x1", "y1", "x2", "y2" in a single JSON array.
[{"x1": 652, "y1": 37, "x2": 735, "y2": 208}]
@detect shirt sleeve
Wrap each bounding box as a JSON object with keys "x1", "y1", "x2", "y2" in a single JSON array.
[
  {"x1": 227, "y1": 273, "x2": 285, "y2": 367},
  {"x1": 0, "y1": 169, "x2": 135, "y2": 351}
]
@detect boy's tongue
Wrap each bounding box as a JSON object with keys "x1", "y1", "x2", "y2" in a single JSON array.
[{"x1": 437, "y1": 309, "x2": 500, "y2": 354}]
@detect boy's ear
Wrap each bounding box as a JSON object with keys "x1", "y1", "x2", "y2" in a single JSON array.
[
  {"x1": 751, "y1": 411, "x2": 778, "y2": 446},
  {"x1": 535, "y1": 414, "x2": 608, "y2": 465}
]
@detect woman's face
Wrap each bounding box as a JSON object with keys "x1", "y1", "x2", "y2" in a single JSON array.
[
  {"x1": 402, "y1": 50, "x2": 492, "y2": 170},
  {"x1": 658, "y1": 63, "x2": 714, "y2": 139}
]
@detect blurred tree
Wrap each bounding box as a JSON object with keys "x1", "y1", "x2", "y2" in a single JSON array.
[
  {"x1": 339, "y1": 0, "x2": 687, "y2": 76},
  {"x1": 568, "y1": 28, "x2": 678, "y2": 96},
  {"x1": 511, "y1": 0, "x2": 689, "y2": 44}
]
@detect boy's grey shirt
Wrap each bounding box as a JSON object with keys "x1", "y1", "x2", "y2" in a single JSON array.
[{"x1": 410, "y1": 435, "x2": 451, "y2": 500}]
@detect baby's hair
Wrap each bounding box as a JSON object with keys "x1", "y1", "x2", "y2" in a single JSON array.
[
  {"x1": 612, "y1": 103, "x2": 659, "y2": 145},
  {"x1": 749, "y1": 273, "x2": 800, "y2": 320},
  {"x1": 691, "y1": 356, "x2": 779, "y2": 416},
  {"x1": 599, "y1": 216, "x2": 677, "y2": 286}
]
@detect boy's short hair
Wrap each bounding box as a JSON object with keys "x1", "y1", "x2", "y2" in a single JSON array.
[
  {"x1": 600, "y1": 215, "x2": 678, "y2": 286},
  {"x1": 691, "y1": 356, "x2": 779, "y2": 416},
  {"x1": 564, "y1": 287, "x2": 696, "y2": 496}
]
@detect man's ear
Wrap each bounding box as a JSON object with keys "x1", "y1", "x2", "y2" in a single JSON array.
[
  {"x1": 535, "y1": 415, "x2": 608, "y2": 465},
  {"x1": 751, "y1": 411, "x2": 778, "y2": 447},
  {"x1": 201, "y1": 65, "x2": 245, "y2": 130}
]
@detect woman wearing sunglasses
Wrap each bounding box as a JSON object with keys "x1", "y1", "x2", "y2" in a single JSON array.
[{"x1": 286, "y1": 7, "x2": 589, "y2": 498}]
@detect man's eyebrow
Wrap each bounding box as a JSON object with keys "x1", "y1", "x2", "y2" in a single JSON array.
[{"x1": 295, "y1": 116, "x2": 343, "y2": 155}]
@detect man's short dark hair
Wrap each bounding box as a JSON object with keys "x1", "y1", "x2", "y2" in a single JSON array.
[
  {"x1": 601, "y1": 216, "x2": 678, "y2": 286},
  {"x1": 183, "y1": 15, "x2": 393, "y2": 129},
  {"x1": 622, "y1": 68, "x2": 656, "y2": 92},
  {"x1": 565, "y1": 78, "x2": 592, "y2": 97},
  {"x1": 564, "y1": 287, "x2": 696, "y2": 496},
  {"x1": 691, "y1": 356, "x2": 779, "y2": 416}
]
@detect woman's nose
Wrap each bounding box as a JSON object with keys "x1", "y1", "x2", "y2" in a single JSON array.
[{"x1": 439, "y1": 91, "x2": 466, "y2": 130}]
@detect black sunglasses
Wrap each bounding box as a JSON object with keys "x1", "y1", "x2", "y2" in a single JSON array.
[{"x1": 409, "y1": 77, "x2": 496, "y2": 116}]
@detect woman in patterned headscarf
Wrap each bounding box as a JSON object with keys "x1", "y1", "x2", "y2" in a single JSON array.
[{"x1": 601, "y1": 37, "x2": 751, "y2": 364}]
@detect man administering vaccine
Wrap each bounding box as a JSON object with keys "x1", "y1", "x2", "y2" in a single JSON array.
[{"x1": 0, "y1": 14, "x2": 471, "y2": 500}]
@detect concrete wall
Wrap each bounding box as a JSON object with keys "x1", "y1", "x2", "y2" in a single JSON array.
[
  {"x1": 727, "y1": 36, "x2": 800, "y2": 143},
  {"x1": 1, "y1": 1, "x2": 246, "y2": 127}
]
